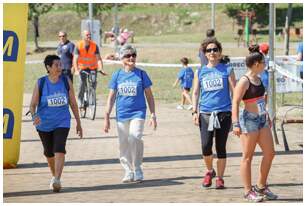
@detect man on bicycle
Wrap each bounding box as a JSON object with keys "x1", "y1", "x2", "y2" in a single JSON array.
[{"x1": 73, "y1": 30, "x2": 106, "y2": 110}]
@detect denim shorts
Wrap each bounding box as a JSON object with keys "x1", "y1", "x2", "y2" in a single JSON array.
[{"x1": 239, "y1": 110, "x2": 269, "y2": 133}]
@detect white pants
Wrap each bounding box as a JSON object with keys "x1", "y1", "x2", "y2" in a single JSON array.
[{"x1": 117, "y1": 119, "x2": 145, "y2": 172}]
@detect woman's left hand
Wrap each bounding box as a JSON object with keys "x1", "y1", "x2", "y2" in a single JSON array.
[
  {"x1": 76, "y1": 123, "x2": 83, "y2": 139},
  {"x1": 150, "y1": 116, "x2": 157, "y2": 130}
]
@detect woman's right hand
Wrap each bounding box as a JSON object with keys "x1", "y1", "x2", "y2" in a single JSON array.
[
  {"x1": 193, "y1": 113, "x2": 199, "y2": 126},
  {"x1": 33, "y1": 116, "x2": 41, "y2": 126},
  {"x1": 232, "y1": 127, "x2": 241, "y2": 137}
]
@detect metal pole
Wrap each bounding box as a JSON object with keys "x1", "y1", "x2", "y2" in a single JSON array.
[
  {"x1": 268, "y1": 3, "x2": 279, "y2": 144},
  {"x1": 88, "y1": 3, "x2": 93, "y2": 33},
  {"x1": 211, "y1": 3, "x2": 215, "y2": 30},
  {"x1": 113, "y1": 4, "x2": 120, "y2": 54}
]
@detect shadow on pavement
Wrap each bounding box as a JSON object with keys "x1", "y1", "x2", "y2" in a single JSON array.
[
  {"x1": 15, "y1": 150, "x2": 302, "y2": 169},
  {"x1": 4, "y1": 176, "x2": 197, "y2": 198},
  {"x1": 21, "y1": 135, "x2": 118, "y2": 143}
]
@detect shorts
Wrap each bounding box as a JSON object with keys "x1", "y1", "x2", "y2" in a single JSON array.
[
  {"x1": 239, "y1": 110, "x2": 269, "y2": 133},
  {"x1": 37, "y1": 127, "x2": 70, "y2": 157},
  {"x1": 182, "y1": 87, "x2": 191, "y2": 92}
]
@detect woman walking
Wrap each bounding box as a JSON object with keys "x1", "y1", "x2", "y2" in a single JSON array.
[
  {"x1": 104, "y1": 44, "x2": 157, "y2": 183},
  {"x1": 232, "y1": 45, "x2": 277, "y2": 202},
  {"x1": 29, "y1": 55, "x2": 83, "y2": 192},
  {"x1": 192, "y1": 38, "x2": 236, "y2": 189}
]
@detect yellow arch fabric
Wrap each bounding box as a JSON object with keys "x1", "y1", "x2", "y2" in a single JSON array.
[{"x1": 3, "y1": 4, "x2": 28, "y2": 169}]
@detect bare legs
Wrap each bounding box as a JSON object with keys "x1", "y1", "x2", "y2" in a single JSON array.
[
  {"x1": 46, "y1": 153, "x2": 65, "y2": 179},
  {"x1": 240, "y1": 127, "x2": 275, "y2": 194}
]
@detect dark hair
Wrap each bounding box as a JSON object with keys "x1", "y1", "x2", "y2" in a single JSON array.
[
  {"x1": 245, "y1": 44, "x2": 264, "y2": 68},
  {"x1": 44, "y1": 55, "x2": 60, "y2": 73},
  {"x1": 220, "y1": 55, "x2": 230, "y2": 64},
  {"x1": 206, "y1": 29, "x2": 215, "y2": 38},
  {"x1": 201, "y1": 37, "x2": 222, "y2": 54},
  {"x1": 180, "y1": 57, "x2": 189, "y2": 65}
]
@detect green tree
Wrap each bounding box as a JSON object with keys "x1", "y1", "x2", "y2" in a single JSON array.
[
  {"x1": 28, "y1": 3, "x2": 54, "y2": 51},
  {"x1": 72, "y1": 3, "x2": 118, "y2": 17},
  {"x1": 224, "y1": 4, "x2": 269, "y2": 27}
]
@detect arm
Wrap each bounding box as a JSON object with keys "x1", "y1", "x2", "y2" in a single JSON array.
[
  {"x1": 231, "y1": 77, "x2": 249, "y2": 136},
  {"x1": 68, "y1": 79, "x2": 83, "y2": 138},
  {"x1": 144, "y1": 87, "x2": 157, "y2": 130},
  {"x1": 192, "y1": 70, "x2": 200, "y2": 125},
  {"x1": 73, "y1": 54, "x2": 79, "y2": 74},
  {"x1": 173, "y1": 78, "x2": 179, "y2": 87},
  {"x1": 29, "y1": 82, "x2": 41, "y2": 126},
  {"x1": 96, "y1": 54, "x2": 107, "y2": 75},
  {"x1": 228, "y1": 70, "x2": 237, "y2": 97},
  {"x1": 104, "y1": 89, "x2": 117, "y2": 133}
]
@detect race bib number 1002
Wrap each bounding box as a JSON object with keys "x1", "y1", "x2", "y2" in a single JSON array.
[
  {"x1": 47, "y1": 94, "x2": 68, "y2": 107},
  {"x1": 118, "y1": 84, "x2": 137, "y2": 96},
  {"x1": 202, "y1": 78, "x2": 224, "y2": 92}
]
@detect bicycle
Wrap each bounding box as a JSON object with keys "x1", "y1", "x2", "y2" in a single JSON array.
[{"x1": 79, "y1": 70, "x2": 105, "y2": 120}]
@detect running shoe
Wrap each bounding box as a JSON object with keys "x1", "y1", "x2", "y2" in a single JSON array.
[
  {"x1": 202, "y1": 169, "x2": 216, "y2": 187},
  {"x1": 244, "y1": 188, "x2": 264, "y2": 202},
  {"x1": 122, "y1": 171, "x2": 134, "y2": 183},
  {"x1": 176, "y1": 105, "x2": 184, "y2": 110},
  {"x1": 254, "y1": 185, "x2": 278, "y2": 200},
  {"x1": 186, "y1": 105, "x2": 193, "y2": 110},
  {"x1": 215, "y1": 177, "x2": 225, "y2": 189},
  {"x1": 50, "y1": 177, "x2": 61, "y2": 192},
  {"x1": 134, "y1": 168, "x2": 144, "y2": 182}
]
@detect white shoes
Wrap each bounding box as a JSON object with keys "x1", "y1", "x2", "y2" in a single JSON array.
[
  {"x1": 50, "y1": 177, "x2": 61, "y2": 192},
  {"x1": 176, "y1": 105, "x2": 184, "y2": 110},
  {"x1": 134, "y1": 168, "x2": 144, "y2": 182},
  {"x1": 122, "y1": 171, "x2": 134, "y2": 183},
  {"x1": 176, "y1": 105, "x2": 193, "y2": 110}
]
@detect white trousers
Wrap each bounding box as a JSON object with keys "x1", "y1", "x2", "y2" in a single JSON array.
[{"x1": 117, "y1": 119, "x2": 145, "y2": 172}]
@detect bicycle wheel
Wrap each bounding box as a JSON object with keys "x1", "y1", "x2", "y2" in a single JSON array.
[
  {"x1": 80, "y1": 91, "x2": 88, "y2": 118},
  {"x1": 88, "y1": 87, "x2": 96, "y2": 120}
]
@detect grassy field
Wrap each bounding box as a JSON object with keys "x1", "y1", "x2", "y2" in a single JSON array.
[{"x1": 24, "y1": 61, "x2": 302, "y2": 106}]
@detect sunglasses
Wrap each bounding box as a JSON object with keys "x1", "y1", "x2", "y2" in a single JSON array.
[
  {"x1": 123, "y1": 53, "x2": 137, "y2": 58},
  {"x1": 205, "y1": 48, "x2": 219, "y2": 53}
]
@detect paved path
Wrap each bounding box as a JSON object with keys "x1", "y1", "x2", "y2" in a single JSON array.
[{"x1": 3, "y1": 94, "x2": 303, "y2": 203}]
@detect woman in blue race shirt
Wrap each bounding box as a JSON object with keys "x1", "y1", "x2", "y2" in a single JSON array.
[
  {"x1": 29, "y1": 55, "x2": 83, "y2": 192},
  {"x1": 104, "y1": 44, "x2": 157, "y2": 183},
  {"x1": 192, "y1": 38, "x2": 236, "y2": 189},
  {"x1": 173, "y1": 57, "x2": 194, "y2": 110}
]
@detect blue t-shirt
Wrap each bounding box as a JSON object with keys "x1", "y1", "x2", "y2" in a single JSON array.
[
  {"x1": 177, "y1": 67, "x2": 194, "y2": 89},
  {"x1": 260, "y1": 56, "x2": 269, "y2": 90},
  {"x1": 297, "y1": 42, "x2": 303, "y2": 73},
  {"x1": 36, "y1": 76, "x2": 71, "y2": 132},
  {"x1": 57, "y1": 41, "x2": 75, "y2": 70},
  {"x1": 198, "y1": 63, "x2": 232, "y2": 113},
  {"x1": 109, "y1": 67, "x2": 153, "y2": 122}
]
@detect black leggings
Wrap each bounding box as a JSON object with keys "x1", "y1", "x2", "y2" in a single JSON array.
[
  {"x1": 37, "y1": 128, "x2": 70, "y2": 157},
  {"x1": 199, "y1": 112, "x2": 232, "y2": 159}
]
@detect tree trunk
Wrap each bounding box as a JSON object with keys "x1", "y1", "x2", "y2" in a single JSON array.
[
  {"x1": 284, "y1": 3, "x2": 292, "y2": 55},
  {"x1": 33, "y1": 15, "x2": 40, "y2": 51}
]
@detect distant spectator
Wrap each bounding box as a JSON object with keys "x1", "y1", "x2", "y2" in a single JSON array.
[
  {"x1": 296, "y1": 28, "x2": 303, "y2": 79},
  {"x1": 57, "y1": 31, "x2": 75, "y2": 82},
  {"x1": 199, "y1": 29, "x2": 216, "y2": 67},
  {"x1": 259, "y1": 43, "x2": 270, "y2": 91},
  {"x1": 172, "y1": 57, "x2": 194, "y2": 110}
]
